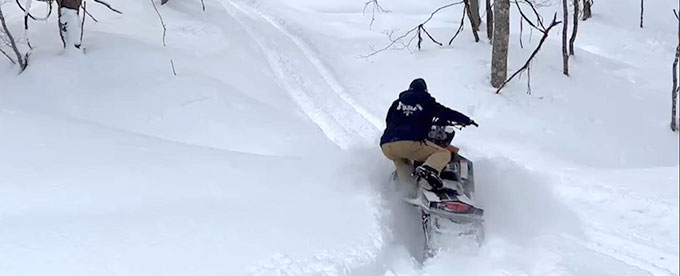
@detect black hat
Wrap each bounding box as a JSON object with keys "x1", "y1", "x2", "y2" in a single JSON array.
[{"x1": 409, "y1": 78, "x2": 427, "y2": 92}]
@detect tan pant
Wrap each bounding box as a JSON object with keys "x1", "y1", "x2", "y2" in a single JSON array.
[{"x1": 381, "y1": 140, "x2": 451, "y2": 186}]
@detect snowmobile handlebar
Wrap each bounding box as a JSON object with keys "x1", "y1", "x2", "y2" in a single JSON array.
[{"x1": 444, "y1": 120, "x2": 478, "y2": 129}]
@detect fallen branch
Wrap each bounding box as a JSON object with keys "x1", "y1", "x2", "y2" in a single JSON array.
[{"x1": 496, "y1": 13, "x2": 561, "y2": 94}]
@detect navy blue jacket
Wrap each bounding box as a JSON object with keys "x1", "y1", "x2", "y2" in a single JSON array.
[{"x1": 380, "y1": 89, "x2": 472, "y2": 145}]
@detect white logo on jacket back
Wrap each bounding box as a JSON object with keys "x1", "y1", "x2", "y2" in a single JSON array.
[{"x1": 397, "y1": 101, "x2": 423, "y2": 116}]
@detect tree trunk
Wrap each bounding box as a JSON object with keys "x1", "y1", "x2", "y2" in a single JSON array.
[
  {"x1": 56, "y1": 0, "x2": 83, "y2": 49},
  {"x1": 672, "y1": 45, "x2": 679, "y2": 132},
  {"x1": 491, "y1": 0, "x2": 509, "y2": 88},
  {"x1": 569, "y1": 0, "x2": 579, "y2": 55},
  {"x1": 583, "y1": 0, "x2": 592, "y2": 21},
  {"x1": 57, "y1": 0, "x2": 82, "y2": 9},
  {"x1": 640, "y1": 0, "x2": 644, "y2": 28},
  {"x1": 464, "y1": 0, "x2": 481, "y2": 42},
  {"x1": 468, "y1": 0, "x2": 481, "y2": 31},
  {"x1": 0, "y1": 5, "x2": 27, "y2": 72},
  {"x1": 486, "y1": 0, "x2": 493, "y2": 41},
  {"x1": 672, "y1": 12, "x2": 680, "y2": 132},
  {"x1": 562, "y1": 0, "x2": 569, "y2": 76}
]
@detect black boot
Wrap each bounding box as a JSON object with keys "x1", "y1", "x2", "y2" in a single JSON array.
[{"x1": 415, "y1": 165, "x2": 443, "y2": 190}]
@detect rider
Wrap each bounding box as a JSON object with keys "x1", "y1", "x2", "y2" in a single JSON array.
[{"x1": 380, "y1": 78, "x2": 477, "y2": 191}]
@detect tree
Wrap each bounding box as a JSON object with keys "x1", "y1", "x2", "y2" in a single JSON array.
[
  {"x1": 491, "y1": 0, "x2": 509, "y2": 88},
  {"x1": 56, "y1": 0, "x2": 83, "y2": 49},
  {"x1": 468, "y1": 0, "x2": 481, "y2": 31},
  {"x1": 485, "y1": 0, "x2": 493, "y2": 41},
  {"x1": 561, "y1": 0, "x2": 569, "y2": 76},
  {"x1": 583, "y1": 0, "x2": 593, "y2": 21},
  {"x1": 640, "y1": 0, "x2": 644, "y2": 28},
  {"x1": 672, "y1": 9, "x2": 680, "y2": 132},
  {"x1": 464, "y1": 0, "x2": 481, "y2": 42},
  {"x1": 569, "y1": 0, "x2": 579, "y2": 55},
  {"x1": 0, "y1": 2, "x2": 28, "y2": 72}
]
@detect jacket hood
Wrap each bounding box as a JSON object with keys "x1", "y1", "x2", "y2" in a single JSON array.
[{"x1": 409, "y1": 78, "x2": 427, "y2": 92}]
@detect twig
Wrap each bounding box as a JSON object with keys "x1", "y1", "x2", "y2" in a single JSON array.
[
  {"x1": 496, "y1": 14, "x2": 561, "y2": 94},
  {"x1": 517, "y1": 0, "x2": 544, "y2": 29},
  {"x1": 93, "y1": 0, "x2": 122, "y2": 14},
  {"x1": 640, "y1": 0, "x2": 644, "y2": 28},
  {"x1": 514, "y1": 1, "x2": 542, "y2": 31},
  {"x1": 419, "y1": 25, "x2": 442, "y2": 49},
  {"x1": 363, "y1": 1, "x2": 464, "y2": 58},
  {"x1": 519, "y1": 16, "x2": 524, "y2": 48},
  {"x1": 84, "y1": 7, "x2": 99, "y2": 22},
  {"x1": 150, "y1": 0, "x2": 167, "y2": 46},
  {"x1": 449, "y1": 5, "x2": 467, "y2": 45},
  {"x1": 363, "y1": 0, "x2": 389, "y2": 29},
  {"x1": 80, "y1": 0, "x2": 86, "y2": 46},
  {"x1": 0, "y1": 47, "x2": 16, "y2": 64},
  {"x1": 170, "y1": 59, "x2": 177, "y2": 75},
  {"x1": 0, "y1": 6, "x2": 27, "y2": 71}
]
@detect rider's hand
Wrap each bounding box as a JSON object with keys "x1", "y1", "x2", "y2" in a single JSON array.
[{"x1": 469, "y1": 120, "x2": 479, "y2": 127}]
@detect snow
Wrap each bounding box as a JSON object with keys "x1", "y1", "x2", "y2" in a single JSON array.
[{"x1": 0, "y1": 0, "x2": 678, "y2": 275}]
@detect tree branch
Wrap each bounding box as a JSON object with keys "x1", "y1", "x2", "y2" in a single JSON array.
[
  {"x1": 92, "y1": 0, "x2": 122, "y2": 14},
  {"x1": 496, "y1": 14, "x2": 561, "y2": 94},
  {"x1": 363, "y1": 1, "x2": 464, "y2": 58},
  {"x1": 150, "y1": 0, "x2": 166, "y2": 46},
  {"x1": 0, "y1": 5, "x2": 27, "y2": 72}
]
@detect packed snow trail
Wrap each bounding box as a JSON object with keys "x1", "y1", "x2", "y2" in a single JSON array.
[{"x1": 218, "y1": 0, "x2": 381, "y2": 149}]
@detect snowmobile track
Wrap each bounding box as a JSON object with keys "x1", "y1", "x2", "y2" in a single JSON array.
[{"x1": 219, "y1": 0, "x2": 380, "y2": 150}]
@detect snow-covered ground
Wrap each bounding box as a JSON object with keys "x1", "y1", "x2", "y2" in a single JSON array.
[{"x1": 0, "y1": 0, "x2": 677, "y2": 275}]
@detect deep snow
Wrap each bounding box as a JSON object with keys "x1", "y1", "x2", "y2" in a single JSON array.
[{"x1": 0, "y1": 0, "x2": 678, "y2": 275}]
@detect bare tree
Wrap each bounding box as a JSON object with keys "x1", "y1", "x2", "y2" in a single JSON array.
[
  {"x1": 56, "y1": 0, "x2": 83, "y2": 49},
  {"x1": 486, "y1": 0, "x2": 493, "y2": 41},
  {"x1": 497, "y1": 14, "x2": 561, "y2": 94},
  {"x1": 362, "y1": 2, "x2": 466, "y2": 58},
  {"x1": 640, "y1": 0, "x2": 644, "y2": 28},
  {"x1": 583, "y1": 0, "x2": 593, "y2": 20},
  {"x1": 672, "y1": 9, "x2": 679, "y2": 132},
  {"x1": 468, "y1": 0, "x2": 481, "y2": 31},
  {"x1": 0, "y1": 3, "x2": 28, "y2": 72},
  {"x1": 491, "y1": 0, "x2": 509, "y2": 88},
  {"x1": 463, "y1": 0, "x2": 481, "y2": 42},
  {"x1": 569, "y1": 0, "x2": 579, "y2": 55},
  {"x1": 561, "y1": 0, "x2": 569, "y2": 76}
]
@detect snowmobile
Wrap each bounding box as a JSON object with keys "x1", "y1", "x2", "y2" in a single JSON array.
[{"x1": 394, "y1": 118, "x2": 485, "y2": 258}]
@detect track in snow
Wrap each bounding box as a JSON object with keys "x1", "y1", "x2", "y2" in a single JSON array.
[
  {"x1": 219, "y1": 0, "x2": 381, "y2": 150},
  {"x1": 211, "y1": 1, "x2": 678, "y2": 275}
]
